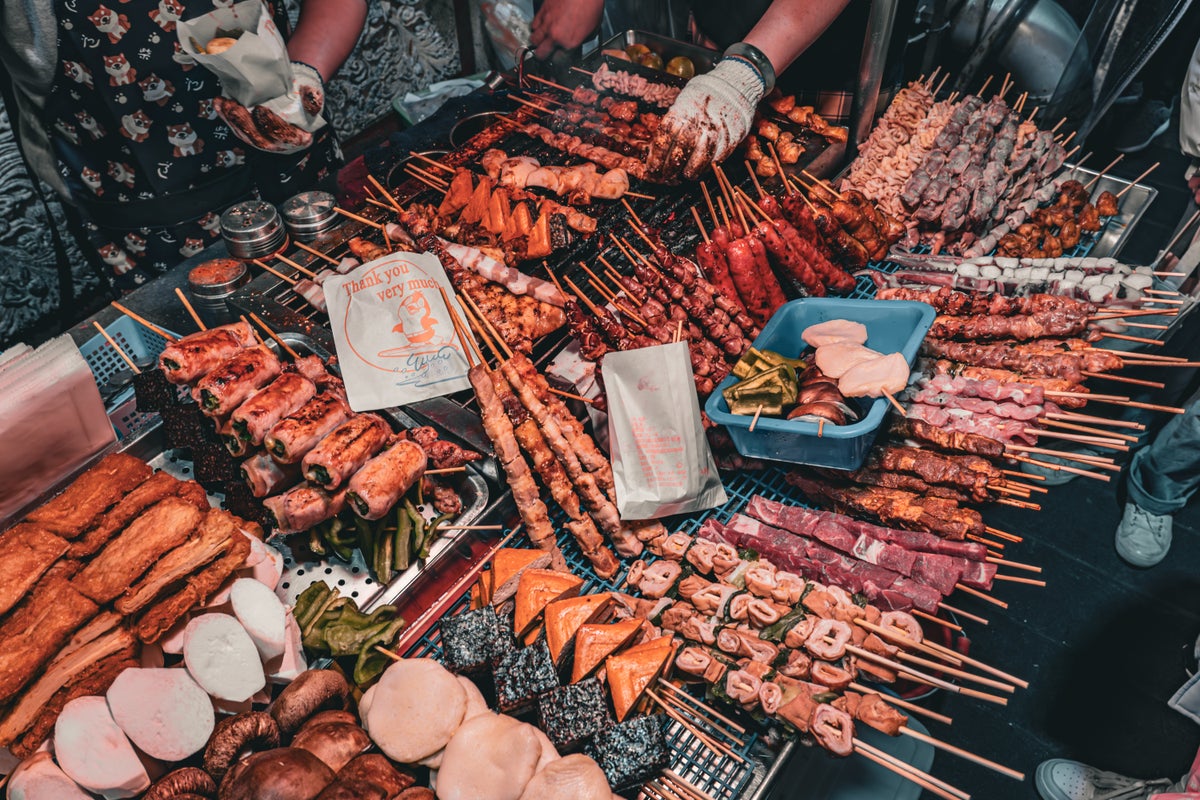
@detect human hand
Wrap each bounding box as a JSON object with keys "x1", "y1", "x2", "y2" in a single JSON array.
[
  {"x1": 215, "y1": 62, "x2": 324, "y2": 154},
  {"x1": 530, "y1": 0, "x2": 604, "y2": 59},
  {"x1": 646, "y1": 57, "x2": 765, "y2": 182}
]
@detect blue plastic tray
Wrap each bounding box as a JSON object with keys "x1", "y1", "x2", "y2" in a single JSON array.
[{"x1": 705, "y1": 298, "x2": 935, "y2": 471}]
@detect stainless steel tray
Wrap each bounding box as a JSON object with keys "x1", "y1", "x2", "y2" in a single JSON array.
[
  {"x1": 582, "y1": 30, "x2": 720, "y2": 77},
  {"x1": 1071, "y1": 163, "x2": 1158, "y2": 260}
]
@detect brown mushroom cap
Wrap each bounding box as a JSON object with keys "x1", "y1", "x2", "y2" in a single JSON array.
[
  {"x1": 218, "y1": 748, "x2": 334, "y2": 800},
  {"x1": 204, "y1": 711, "x2": 281, "y2": 781},
  {"x1": 144, "y1": 767, "x2": 218, "y2": 800},
  {"x1": 291, "y1": 722, "x2": 371, "y2": 773},
  {"x1": 269, "y1": 670, "x2": 351, "y2": 736},
  {"x1": 336, "y1": 754, "x2": 415, "y2": 796},
  {"x1": 300, "y1": 710, "x2": 359, "y2": 731}
]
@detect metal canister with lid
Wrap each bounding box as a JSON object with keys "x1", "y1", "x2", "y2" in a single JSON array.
[
  {"x1": 221, "y1": 199, "x2": 287, "y2": 259},
  {"x1": 280, "y1": 190, "x2": 340, "y2": 242},
  {"x1": 187, "y1": 257, "x2": 251, "y2": 324}
]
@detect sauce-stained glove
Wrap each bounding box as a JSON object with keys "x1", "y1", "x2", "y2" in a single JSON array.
[
  {"x1": 215, "y1": 62, "x2": 325, "y2": 154},
  {"x1": 647, "y1": 56, "x2": 766, "y2": 182}
]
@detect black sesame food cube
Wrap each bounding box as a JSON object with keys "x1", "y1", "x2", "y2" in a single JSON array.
[
  {"x1": 494, "y1": 639, "x2": 559, "y2": 713},
  {"x1": 193, "y1": 442, "x2": 240, "y2": 485},
  {"x1": 131, "y1": 368, "x2": 178, "y2": 412},
  {"x1": 494, "y1": 609, "x2": 518, "y2": 663},
  {"x1": 160, "y1": 404, "x2": 206, "y2": 449},
  {"x1": 585, "y1": 714, "x2": 671, "y2": 789},
  {"x1": 537, "y1": 678, "x2": 613, "y2": 752},
  {"x1": 222, "y1": 481, "x2": 268, "y2": 527},
  {"x1": 441, "y1": 606, "x2": 503, "y2": 674}
]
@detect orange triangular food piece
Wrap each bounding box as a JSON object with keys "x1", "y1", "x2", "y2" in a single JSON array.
[
  {"x1": 484, "y1": 188, "x2": 511, "y2": 235},
  {"x1": 571, "y1": 619, "x2": 642, "y2": 683},
  {"x1": 459, "y1": 176, "x2": 494, "y2": 225},
  {"x1": 490, "y1": 548, "x2": 552, "y2": 605},
  {"x1": 513, "y1": 569, "x2": 583, "y2": 637},
  {"x1": 437, "y1": 169, "x2": 476, "y2": 218},
  {"x1": 545, "y1": 593, "x2": 613, "y2": 664},
  {"x1": 606, "y1": 636, "x2": 675, "y2": 721}
]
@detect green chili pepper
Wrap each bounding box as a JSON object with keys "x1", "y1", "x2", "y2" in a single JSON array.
[
  {"x1": 813, "y1": 691, "x2": 839, "y2": 704},
  {"x1": 376, "y1": 529, "x2": 393, "y2": 583},
  {"x1": 422, "y1": 513, "x2": 452, "y2": 560},
  {"x1": 405, "y1": 501, "x2": 425, "y2": 562},
  {"x1": 352, "y1": 617, "x2": 407, "y2": 686},
  {"x1": 308, "y1": 525, "x2": 327, "y2": 558},
  {"x1": 394, "y1": 505, "x2": 412, "y2": 572},
  {"x1": 357, "y1": 517, "x2": 376, "y2": 566},
  {"x1": 293, "y1": 582, "x2": 332, "y2": 630}
]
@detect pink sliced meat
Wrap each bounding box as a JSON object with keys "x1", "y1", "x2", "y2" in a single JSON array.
[
  {"x1": 241, "y1": 452, "x2": 302, "y2": 498},
  {"x1": 910, "y1": 552, "x2": 966, "y2": 596},
  {"x1": 230, "y1": 373, "x2": 317, "y2": 445},
  {"x1": 263, "y1": 483, "x2": 348, "y2": 534},
  {"x1": 960, "y1": 560, "x2": 998, "y2": 591}
]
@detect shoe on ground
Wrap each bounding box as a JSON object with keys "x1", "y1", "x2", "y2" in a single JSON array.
[
  {"x1": 1018, "y1": 448, "x2": 1101, "y2": 486},
  {"x1": 1115, "y1": 502, "x2": 1174, "y2": 568},
  {"x1": 1035, "y1": 758, "x2": 1175, "y2": 800},
  {"x1": 1113, "y1": 98, "x2": 1173, "y2": 153}
]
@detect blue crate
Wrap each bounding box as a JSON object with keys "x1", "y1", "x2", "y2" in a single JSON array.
[
  {"x1": 705, "y1": 298, "x2": 935, "y2": 471},
  {"x1": 80, "y1": 316, "x2": 177, "y2": 439}
]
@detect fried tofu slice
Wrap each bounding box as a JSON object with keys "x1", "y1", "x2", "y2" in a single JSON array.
[
  {"x1": 23, "y1": 453, "x2": 152, "y2": 538},
  {"x1": 0, "y1": 576, "x2": 98, "y2": 702},
  {"x1": 134, "y1": 531, "x2": 252, "y2": 643},
  {"x1": 75, "y1": 497, "x2": 204, "y2": 604},
  {"x1": 115, "y1": 509, "x2": 241, "y2": 616},
  {"x1": 68, "y1": 471, "x2": 207, "y2": 558},
  {"x1": 0, "y1": 524, "x2": 67, "y2": 617}
]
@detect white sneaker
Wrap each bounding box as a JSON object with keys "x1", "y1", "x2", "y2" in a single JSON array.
[
  {"x1": 1035, "y1": 759, "x2": 1174, "y2": 800},
  {"x1": 1115, "y1": 502, "x2": 1174, "y2": 568}
]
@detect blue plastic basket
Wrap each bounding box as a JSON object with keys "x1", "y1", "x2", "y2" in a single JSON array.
[
  {"x1": 705, "y1": 298, "x2": 935, "y2": 471},
  {"x1": 80, "y1": 316, "x2": 178, "y2": 439}
]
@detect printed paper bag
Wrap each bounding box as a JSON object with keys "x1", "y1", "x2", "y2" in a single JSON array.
[
  {"x1": 603, "y1": 341, "x2": 727, "y2": 519},
  {"x1": 177, "y1": 0, "x2": 295, "y2": 109},
  {"x1": 324, "y1": 252, "x2": 472, "y2": 412}
]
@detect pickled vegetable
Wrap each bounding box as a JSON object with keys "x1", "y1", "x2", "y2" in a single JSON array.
[{"x1": 666, "y1": 56, "x2": 695, "y2": 78}]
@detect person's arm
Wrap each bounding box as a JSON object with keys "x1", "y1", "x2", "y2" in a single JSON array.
[
  {"x1": 287, "y1": 0, "x2": 369, "y2": 81},
  {"x1": 646, "y1": 0, "x2": 850, "y2": 180},
  {"x1": 743, "y1": 0, "x2": 851, "y2": 77},
  {"x1": 530, "y1": 0, "x2": 605, "y2": 59}
]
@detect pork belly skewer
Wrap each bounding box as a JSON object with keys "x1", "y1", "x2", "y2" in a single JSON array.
[
  {"x1": 459, "y1": 298, "x2": 620, "y2": 577},
  {"x1": 441, "y1": 294, "x2": 557, "y2": 550}
]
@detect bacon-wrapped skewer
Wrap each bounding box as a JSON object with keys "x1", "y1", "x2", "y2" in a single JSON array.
[{"x1": 157, "y1": 321, "x2": 257, "y2": 384}]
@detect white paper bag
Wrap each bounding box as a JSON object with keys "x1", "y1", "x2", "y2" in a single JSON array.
[
  {"x1": 177, "y1": 0, "x2": 303, "y2": 116},
  {"x1": 603, "y1": 342, "x2": 727, "y2": 519},
  {"x1": 324, "y1": 252, "x2": 473, "y2": 412}
]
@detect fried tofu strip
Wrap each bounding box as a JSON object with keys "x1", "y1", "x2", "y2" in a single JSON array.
[
  {"x1": 134, "y1": 532, "x2": 252, "y2": 643},
  {"x1": 0, "y1": 576, "x2": 98, "y2": 702},
  {"x1": 116, "y1": 510, "x2": 241, "y2": 616},
  {"x1": 10, "y1": 648, "x2": 138, "y2": 758},
  {"x1": 75, "y1": 497, "x2": 204, "y2": 604},
  {"x1": 68, "y1": 471, "x2": 207, "y2": 558},
  {"x1": 0, "y1": 524, "x2": 67, "y2": 617},
  {"x1": 23, "y1": 453, "x2": 152, "y2": 538},
  {"x1": 0, "y1": 625, "x2": 135, "y2": 748}
]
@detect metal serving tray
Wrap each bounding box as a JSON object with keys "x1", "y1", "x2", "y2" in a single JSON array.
[
  {"x1": 582, "y1": 30, "x2": 720, "y2": 78},
  {"x1": 1071, "y1": 164, "x2": 1157, "y2": 260}
]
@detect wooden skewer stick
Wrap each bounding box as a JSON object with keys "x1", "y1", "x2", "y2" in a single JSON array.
[
  {"x1": 882, "y1": 390, "x2": 907, "y2": 417},
  {"x1": 408, "y1": 151, "x2": 455, "y2": 173},
  {"x1": 994, "y1": 574, "x2": 1047, "y2": 587},
  {"x1": 847, "y1": 643, "x2": 1004, "y2": 703},
  {"x1": 1092, "y1": 346, "x2": 1184, "y2": 361},
  {"x1": 853, "y1": 740, "x2": 970, "y2": 800},
  {"x1": 174, "y1": 287, "x2": 205, "y2": 330},
  {"x1": 1116, "y1": 161, "x2": 1160, "y2": 198},
  {"x1": 1146, "y1": 288, "x2": 1185, "y2": 296},
  {"x1": 647, "y1": 690, "x2": 746, "y2": 762},
  {"x1": 461, "y1": 290, "x2": 514, "y2": 361},
  {"x1": 1031, "y1": 429, "x2": 1128, "y2": 450},
  {"x1": 293, "y1": 240, "x2": 341, "y2": 266},
  {"x1": 1084, "y1": 154, "x2": 1124, "y2": 190},
  {"x1": 1045, "y1": 390, "x2": 1184, "y2": 414},
  {"x1": 997, "y1": 71, "x2": 1012, "y2": 98},
  {"x1": 547, "y1": 386, "x2": 598, "y2": 407},
  {"x1": 333, "y1": 206, "x2": 384, "y2": 229},
  {"x1": 924, "y1": 637, "x2": 1031, "y2": 691},
  {"x1": 405, "y1": 165, "x2": 449, "y2": 190},
  {"x1": 1002, "y1": 468, "x2": 1043, "y2": 480},
  {"x1": 439, "y1": 286, "x2": 479, "y2": 367},
  {"x1": 111, "y1": 302, "x2": 176, "y2": 342},
  {"x1": 275, "y1": 252, "x2": 319, "y2": 279},
  {"x1": 657, "y1": 679, "x2": 748, "y2": 736},
  {"x1": 1025, "y1": 104, "x2": 1039, "y2": 123},
  {"x1": 937, "y1": 600, "x2": 989, "y2": 626},
  {"x1": 510, "y1": 95, "x2": 554, "y2": 114},
  {"x1": 1007, "y1": 455, "x2": 1112, "y2": 481},
  {"x1": 525, "y1": 73, "x2": 571, "y2": 92},
  {"x1": 968, "y1": 534, "x2": 1006, "y2": 550},
  {"x1": 363, "y1": 197, "x2": 396, "y2": 212},
  {"x1": 426, "y1": 466, "x2": 468, "y2": 475},
  {"x1": 984, "y1": 525, "x2": 1022, "y2": 542},
  {"x1": 1153, "y1": 207, "x2": 1200, "y2": 266},
  {"x1": 748, "y1": 404, "x2": 764, "y2": 432},
  {"x1": 766, "y1": 141, "x2": 793, "y2": 194},
  {"x1": 955, "y1": 584, "x2": 1008, "y2": 608},
  {"x1": 1040, "y1": 417, "x2": 1139, "y2": 443},
  {"x1": 745, "y1": 160, "x2": 767, "y2": 199},
  {"x1": 913, "y1": 609, "x2": 963, "y2": 631},
  {"x1": 625, "y1": 190, "x2": 657, "y2": 200},
  {"x1": 1092, "y1": 307, "x2": 1179, "y2": 319},
  {"x1": 248, "y1": 312, "x2": 300, "y2": 360},
  {"x1": 1081, "y1": 371, "x2": 1165, "y2": 389},
  {"x1": 900, "y1": 726, "x2": 1025, "y2": 782},
  {"x1": 690, "y1": 206, "x2": 711, "y2": 244},
  {"x1": 662, "y1": 771, "x2": 717, "y2": 800},
  {"x1": 987, "y1": 556, "x2": 1042, "y2": 574},
  {"x1": 700, "y1": 181, "x2": 718, "y2": 221},
  {"x1": 848, "y1": 681, "x2": 953, "y2": 726},
  {"x1": 651, "y1": 687, "x2": 747, "y2": 750},
  {"x1": 367, "y1": 174, "x2": 403, "y2": 213},
  {"x1": 853, "y1": 741, "x2": 969, "y2": 800},
  {"x1": 252, "y1": 259, "x2": 298, "y2": 286},
  {"x1": 1046, "y1": 411, "x2": 1143, "y2": 431},
  {"x1": 978, "y1": 75, "x2": 995, "y2": 95},
  {"x1": 92, "y1": 322, "x2": 140, "y2": 373}
]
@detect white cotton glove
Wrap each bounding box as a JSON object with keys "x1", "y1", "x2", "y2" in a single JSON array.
[
  {"x1": 647, "y1": 57, "x2": 766, "y2": 182},
  {"x1": 216, "y1": 61, "x2": 326, "y2": 154}
]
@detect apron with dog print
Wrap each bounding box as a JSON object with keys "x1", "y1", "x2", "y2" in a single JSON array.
[{"x1": 47, "y1": 0, "x2": 338, "y2": 289}]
